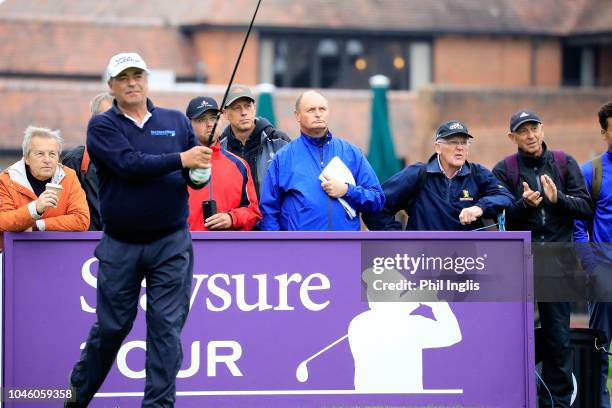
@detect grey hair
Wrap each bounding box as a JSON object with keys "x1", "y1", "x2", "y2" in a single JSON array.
[
  {"x1": 295, "y1": 92, "x2": 305, "y2": 112},
  {"x1": 22, "y1": 126, "x2": 63, "y2": 157},
  {"x1": 90, "y1": 92, "x2": 114, "y2": 115}
]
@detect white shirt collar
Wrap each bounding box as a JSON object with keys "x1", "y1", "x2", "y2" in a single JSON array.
[{"x1": 123, "y1": 111, "x2": 152, "y2": 129}]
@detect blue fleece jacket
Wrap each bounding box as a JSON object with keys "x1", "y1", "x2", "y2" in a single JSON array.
[
  {"x1": 574, "y1": 150, "x2": 612, "y2": 267},
  {"x1": 87, "y1": 99, "x2": 200, "y2": 241},
  {"x1": 259, "y1": 131, "x2": 384, "y2": 231}
]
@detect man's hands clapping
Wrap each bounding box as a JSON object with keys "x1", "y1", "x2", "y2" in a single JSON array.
[{"x1": 522, "y1": 175, "x2": 558, "y2": 207}]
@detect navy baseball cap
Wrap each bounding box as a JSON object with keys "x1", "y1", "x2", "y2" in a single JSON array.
[
  {"x1": 186, "y1": 96, "x2": 219, "y2": 119},
  {"x1": 509, "y1": 109, "x2": 542, "y2": 132},
  {"x1": 435, "y1": 120, "x2": 473, "y2": 140}
]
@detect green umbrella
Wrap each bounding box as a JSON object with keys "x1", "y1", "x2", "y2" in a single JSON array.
[
  {"x1": 256, "y1": 83, "x2": 277, "y2": 126},
  {"x1": 367, "y1": 75, "x2": 401, "y2": 183}
]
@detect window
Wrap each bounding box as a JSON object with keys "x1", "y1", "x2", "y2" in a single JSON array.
[
  {"x1": 262, "y1": 34, "x2": 431, "y2": 90},
  {"x1": 562, "y1": 43, "x2": 602, "y2": 87}
]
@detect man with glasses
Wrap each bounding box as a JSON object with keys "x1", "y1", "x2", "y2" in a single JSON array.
[
  {"x1": 185, "y1": 96, "x2": 261, "y2": 231},
  {"x1": 0, "y1": 125, "x2": 89, "y2": 248},
  {"x1": 364, "y1": 120, "x2": 513, "y2": 231}
]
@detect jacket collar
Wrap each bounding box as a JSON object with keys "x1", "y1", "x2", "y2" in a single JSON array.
[
  {"x1": 223, "y1": 117, "x2": 270, "y2": 151},
  {"x1": 7, "y1": 158, "x2": 66, "y2": 193},
  {"x1": 517, "y1": 141, "x2": 550, "y2": 166},
  {"x1": 300, "y1": 130, "x2": 332, "y2": 147}
]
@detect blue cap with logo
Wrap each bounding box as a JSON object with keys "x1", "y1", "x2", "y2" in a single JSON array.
[
  {"x1": 435, "y1": 120, "x2": 473, "y2": 140},
  {"x1": 186, "y1": 96, "x2": 220, "y2": 120}
]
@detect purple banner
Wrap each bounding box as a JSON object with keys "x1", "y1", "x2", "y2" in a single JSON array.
[{"x1": 2, "y1": 231, "x2": 534, "y2": 407}]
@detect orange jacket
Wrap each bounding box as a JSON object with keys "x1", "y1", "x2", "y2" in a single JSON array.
[{"x1": 0, "y1": 159, "x2": 90, "y2": 247}]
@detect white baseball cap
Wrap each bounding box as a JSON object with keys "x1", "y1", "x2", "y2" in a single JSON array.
[{"x1": 106, "y1": 52, "x2": 149, "y2": 79}]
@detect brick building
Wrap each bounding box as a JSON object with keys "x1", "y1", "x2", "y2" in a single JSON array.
[{"x1": 0, "y1": 0, "x2": 610, "y2": 168}]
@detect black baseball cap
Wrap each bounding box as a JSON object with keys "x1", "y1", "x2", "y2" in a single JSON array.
[
  {"x1": 509, "y1": 109, "x2": 542, "y2": 132},
  {"x1": 186, "y1": 96, "x2": 219, "y2": 119},
  {"x1": 435, "y1": 120, "x2": 473, "y2": 140}
]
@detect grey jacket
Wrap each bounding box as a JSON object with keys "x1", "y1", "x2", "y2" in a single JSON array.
[{"x1": 220, "y1": 117, "x2": 290, "y2": 197}]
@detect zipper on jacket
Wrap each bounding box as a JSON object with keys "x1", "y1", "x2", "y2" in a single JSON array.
[
  {"x1": 319, "y1": 141, "x2": 332, "y2": 231},
  {"x1": 534, "y1": 166, "x2": 546, "y2": 227}
]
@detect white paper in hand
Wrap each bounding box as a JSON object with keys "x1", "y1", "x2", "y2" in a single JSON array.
[
  {"x1": 319, "y1": 156, "x2": 355, "y2": 185},
  {"x1": 319, "y1": 156, "x2": 357, "y2": 219}
]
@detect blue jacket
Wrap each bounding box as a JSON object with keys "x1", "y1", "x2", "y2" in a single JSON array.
[
  {"x1": 574, "y1": 150, "x2": 612, "y2": 268},
  {"x1": 259, "y1": 132, "x2": 384, "y2": 231},
  {"x1": 365, "y1": 154, "x2": 514, "y2": 231},
  {"x1": 87, "y1": 99, "x2": 201, "y2": 242}
]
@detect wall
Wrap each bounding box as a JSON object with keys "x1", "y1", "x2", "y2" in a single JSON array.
[
  {"x1": 600, "y1": 44, "x2": 612, "y2": 87},
  {"x1": 0, "y1": 79, "x2": 608, "y2": 171},
  {"x1": 414, "y1": 86, "x2": 610, "y2": 168},
  {"x1": 191, "y1": 30, "x2": 259, "y2": 86},
  {"x1": 534, "y1": 39, "x2": 562, "y2": 87},
  {"x1": 0, "y1": 80, "x2": 416, "y2": 164},
  {"x1": 434, "y1": 36, "x2": 562, "y2": 88}
]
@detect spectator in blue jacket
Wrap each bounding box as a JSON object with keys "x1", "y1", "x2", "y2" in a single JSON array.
[
  {"x1": 363, "y1": 120, "x2": 514, "y2": 231},
  {"x1": 574, "y1": 101, "x2": 612, "y2": 408},
  {"x1": 259, "y1": 90, "x2": 384, "y2": 231}
]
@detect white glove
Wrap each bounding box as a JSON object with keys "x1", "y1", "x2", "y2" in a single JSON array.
[{"x1": 189, "y1": 167, "x2": 211, "y2": 185}]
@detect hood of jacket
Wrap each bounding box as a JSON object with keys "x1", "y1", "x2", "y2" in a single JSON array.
[
  {"x1": 221, "y1": 117, "x2": 275, "y2": 150},
  {"x1": 7, "y1": 158, "x2": 66, "y2": 193}
]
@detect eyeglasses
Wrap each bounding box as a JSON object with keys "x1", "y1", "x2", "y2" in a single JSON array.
[{"x1": 436, "y1": 139, "x2": 471, "y2": 147}]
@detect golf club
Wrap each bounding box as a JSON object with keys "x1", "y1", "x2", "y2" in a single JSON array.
[
  {"x1": 207, "y1": 0, "x2": 263, "y2": 146},
  {"x1": 295, "y1": 334, "x2": 349, "y2": 382}
]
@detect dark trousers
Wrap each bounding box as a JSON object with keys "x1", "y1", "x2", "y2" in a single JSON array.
[
  {"x1": 70, "y1": 228, "x2": 193, "y2": 407},
  {"x1": 589, "y1": 301, "x2": 612, "y2": 408},
  {"x1": 538, "y1": 301, "x2": 573, "y2": 408}
]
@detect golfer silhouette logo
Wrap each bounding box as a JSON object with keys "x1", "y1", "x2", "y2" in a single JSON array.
[{"x1": 296, "y1": 267, "x2": 463, "y2": 393}]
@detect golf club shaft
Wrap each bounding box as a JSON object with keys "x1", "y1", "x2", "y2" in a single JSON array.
[
  {"x1": 302, "y1": 334, "x2": 349, "y2": 365},
  {"x1": 207, "y1": 0, "x2": 263, "y2": 146}
]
